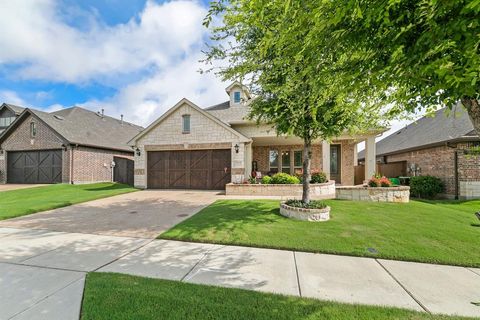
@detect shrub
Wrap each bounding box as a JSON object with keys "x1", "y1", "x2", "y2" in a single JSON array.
[
  {"x1": 285, "y1": 199, "x2": 327, "y2": 209},
  {"x1": 261, "y1": 176, "x2": 272, "y2": 184},
  {"x1": 248, "y1": 176, "x2": 257, "y2": 184},
  {"x1": 310, "y1": 171, "x2": 328, "y2": 184},
  {"x1": 271, "y1": 173, "x2": 300, "y2": 184},
  {"x1": 379, "y1": 176, "x2": 392, "y2": 187},
  {"x1": 410, "y1": 175, "x2": 444, "y2": 199},
  {"x1": 368, "y1": 177, "x2": 380, "y2": 187}
]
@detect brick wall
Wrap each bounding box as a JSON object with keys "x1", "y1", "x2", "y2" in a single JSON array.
[
  {"x1": 252, "y1": 139, "x2": 355, "y2": 185},
  {"x1": 71, "y1": 146, "x2": 133, "y2": 184}
]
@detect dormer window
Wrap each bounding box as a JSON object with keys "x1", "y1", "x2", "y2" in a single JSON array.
[
  {"x1": 182, "y1": 114, "x2": 190, "y2": 134},
  {"x1": 233, "y1": 91, "x2": 241, "y2": 103},
  {"x1": 30, "y1": 122, "x2": 37, "y2": 138}
]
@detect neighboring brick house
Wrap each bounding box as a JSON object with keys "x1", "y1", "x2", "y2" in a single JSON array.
[
  {"x1": 0, "y1": 106, "x2": 142, "y2": 184},
  {"x1": 129, "y1": 82, "x2": 382, "y2": 190},
  {"x1": 358, "y1": 107, "x2": 480, "y2": 199}
]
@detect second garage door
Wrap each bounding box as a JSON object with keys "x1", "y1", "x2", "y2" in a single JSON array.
[
  {"x1": 147, "y1": 149, "x2": 231, "y2": 190},
  {"x1": 7, "y1": 150, "x2": 62, "y2": 184}
]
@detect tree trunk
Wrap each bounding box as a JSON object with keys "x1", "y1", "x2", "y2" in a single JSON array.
[
  {"x1": 302, "y1": 137, "x2": 312, "y2": 204},
  {"x1": 461, "y1": 97, "x2": 480, "y2": 137}
]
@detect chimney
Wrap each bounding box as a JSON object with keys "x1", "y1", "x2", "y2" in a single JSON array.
[
  {"x1": 101, "y1": 109, "x2": 104, "y2": 117},
  {"x1": 121, "y1": 114, "x2": 124, "y2": 125}
]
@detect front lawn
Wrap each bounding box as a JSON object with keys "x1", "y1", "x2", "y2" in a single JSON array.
[
  {"x1": 0, "y1": 183, "x2": 137, "y2": 220},
  {"x1": 160, "y1": 199, "x2": 480, "y2": 267},
  {"x1": 81, "y1": 273, "x2": 466, "y2": 320}
]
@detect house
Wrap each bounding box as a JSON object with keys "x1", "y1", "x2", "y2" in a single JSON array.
[
  {"x1": 129, "y1": 82, "x2": 383, "y2": 190},
  {"x1": 0, "y1": 106, "x2": 142, "y2": 185},
  {"x1": 0, "y1": 103, "x2": 25, "y2": 134},
  {"x1": 358, "y1": 107, "x2": 480, "y2": 199}
]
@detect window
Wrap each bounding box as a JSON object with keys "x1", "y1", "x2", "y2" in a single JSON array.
[
  {"x1": 0, "y1": 116, "x2": 15, "y2": 127},
  {"x1": 294, "y1": 150, "x2": 303, "y2": 174},
  {"x1": 330, "y1": 145, "x2": 339, "y2": 174},
  {"x1": 233, "y1": 91, "x2": 241, "y2": 103},
  {"x1": 281, "y1": 151, "x2": 291, "y2": 173},
  {"x1": 30, "y1": 122, "x2": 37, "y2": 138},
  {"x1": 182, "y1": 114, "x2": 190, "y2": 133},
  {"x1": 269, "y1": 150, "x2": 278, "y2": 172}
]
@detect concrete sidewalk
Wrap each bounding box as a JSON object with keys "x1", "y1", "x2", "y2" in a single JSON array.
[{"x1": 0, "y1": 227, "x2": 479, "y2": 319}]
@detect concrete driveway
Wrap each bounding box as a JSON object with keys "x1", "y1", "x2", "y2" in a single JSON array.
[
  {"x1": 0, "y1": 190, "x2": 221, "y2": 239},
  {"x1": 0, "y1": 184, "x2": 46, "y2": 192}
]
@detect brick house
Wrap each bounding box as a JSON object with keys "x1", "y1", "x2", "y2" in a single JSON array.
[
  {"x1": 0, "y1": 106, "x2": 142, "y2": 184},
  {"x1": 358, "y1": 107, "x2": 480, "y2": 199},
  {"x1": 129, "y1": 82, "x2": 383, "y2": 190},
  {"x1": 0, "y1": 103, "x2": 24, "y2": 134}
]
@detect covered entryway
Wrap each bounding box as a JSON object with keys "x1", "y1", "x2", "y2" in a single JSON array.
[
  {"x1": 7, "y1": 150, "x2": 62, "y2": 184},
  {"x1": 147, "y1": 149, "x2": 231, "y2": 190}
]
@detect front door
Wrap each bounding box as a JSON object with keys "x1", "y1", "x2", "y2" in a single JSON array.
[{"x1": 330, "y1": 145, "x2": 341, "y2": 184}]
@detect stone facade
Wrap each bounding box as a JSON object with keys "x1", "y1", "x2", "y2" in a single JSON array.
[
  {"x1": 279, "y1": 203, "x2": 331, "y2": 222},
  {"x1": 336, "y1": 186, "x2": 410, "y2": 202},
  {"x1": 133, "y1": 100, "x2": 249, "y2": 188},
  {"x1": 0, "y1": 114, "x2": 133, "y2": 184},
  {"x1": 225, "y1": 181, "x2": 336, "y2": 199}
]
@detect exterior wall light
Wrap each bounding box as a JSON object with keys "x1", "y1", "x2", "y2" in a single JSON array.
[
  {"x1": 135, "y1": 147, "x2": 141, "y2": 156},
  {"x1": 234, "y1": 144, "x2": 240, "y2": 154}
]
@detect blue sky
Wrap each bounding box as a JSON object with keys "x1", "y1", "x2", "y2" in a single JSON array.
[{"x1": 0, "y1": 0, "x2": 227, "y2": 125}]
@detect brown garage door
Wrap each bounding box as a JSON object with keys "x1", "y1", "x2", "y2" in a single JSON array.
[
  {"x1": 7, "y1": 150, "x2": 62, "y2": 184},
  {"x1": 147, "y1": 149, "x2": 231, "y2": 190}
]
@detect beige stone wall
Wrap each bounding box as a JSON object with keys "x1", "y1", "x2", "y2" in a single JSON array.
[
  {"x1": 336, "y1": 186, "x2": 410, "y2": 202},
  {"x1": 134, "y1": 101, "x2": 248, "y2": 188},
  {"x1": 0, "y1": 114, "x2": 69, "y2": 183},
  {"x1": 71, "y1": 146, "x2": 132, "y2": 184},
  {"x1": 226, "y1": 181, "x2": 336, "y2": 199}
]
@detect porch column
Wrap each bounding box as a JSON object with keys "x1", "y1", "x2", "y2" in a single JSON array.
[
  {"x1": 322, "y1": 140, "x2": 330, "y2": 180},
  {"x1": 365, "y1": 136, "x2": 376, "y2": 180},
  {"x1": 231, "y1": 142, "x2": 246, "y2": 183},
  {"x1": 244, "y1": 142, "x2": 253, "y2": 178}
]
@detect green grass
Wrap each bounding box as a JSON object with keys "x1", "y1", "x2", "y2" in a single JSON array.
[
  {"x1": 81, "y1": 273, "x2": 468, "y2": 320},
  {"x1": 160, "y1": 199, "x2": 480, "y2": 267},
  {"x1": 0, "y1": 183, "x2": 137, "y2": 220}
]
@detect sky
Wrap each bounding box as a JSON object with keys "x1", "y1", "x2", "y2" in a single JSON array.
[{"x1": 0, "y1": 0, "x2": 415, "y2": 142}]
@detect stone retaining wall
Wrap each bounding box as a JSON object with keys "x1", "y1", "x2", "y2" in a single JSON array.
[
  {"x1": 279, "y1": 203, "x2": 330, "y2": 221},
  {"x1": 225, "y1": 181, "x2": 336, "y2": 199},
  {"x1": 336, "y1": 186, "x2": 410, "y2": 202}
]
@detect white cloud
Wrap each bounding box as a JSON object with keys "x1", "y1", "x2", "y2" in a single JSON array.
[
  {"x1": 0, "y1": 91, "x2": 27, "y2": 106},
  {"x1": 0, "y1": 0, "x2": 208, "y2": 83}
]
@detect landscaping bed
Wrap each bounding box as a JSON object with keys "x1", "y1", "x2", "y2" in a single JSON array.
[
  {"x1": 336, "y1": 185, "x2": 410, "y2": 202},
  {"x1": 81, "y1": 273, "x2": 466, "y2": 320},
  {"x1": 160, "y1": 199, "x2": 480, "y2": 267},
  {"x1": 226, "y1": 181, "x2": 336, "y2": 199},
  {"x1": 0, "y1": 183, "x2": 137, "y2": 220}
]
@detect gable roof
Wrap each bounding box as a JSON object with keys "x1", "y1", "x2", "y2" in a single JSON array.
[
  {"x1": 1, "y1": 106, "x2": 143, "y2": 152},
  {"x1": 358, "y1": 106, "x2": 478, "y2": 159},
  {"x1": 129, "y1": 98, "x2": 251, "y2": 144},
  {"x1": 1, "y1": 103, "x2": 25, "y2": 115}
]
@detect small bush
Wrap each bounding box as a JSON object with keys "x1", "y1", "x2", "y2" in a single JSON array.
[
  {"x1": 368, "y1": 177, "x2": 380, "y2": 187},
  {"x1": 285, "y1": 199, "x2": 327, "y2": 209},
  {"x1": 410, "y1": 175, "x2": 444, "y2": 199},
  {"x1": 379, "y1": 176, "x2": 392, "y2": 187},
  {"x1": 261, "y1": 176, "x2": 272, "y2": 184},
  {"x1": 368, "y1": 176, "x2": 391, "y2": 187},
  {"x1": 248, "y1": 176, "x2": 257, "y2": 184},
  {"x1": 311, "y1": 171, "x2": 328, "y2": 184},
  {"x1": 271, "y1": 173, "x2": 300, "y2": 184}
]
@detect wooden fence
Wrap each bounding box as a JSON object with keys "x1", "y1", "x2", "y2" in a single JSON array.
[{"x1": 354, "y1": 161, "x2": 407, "y2": 185}]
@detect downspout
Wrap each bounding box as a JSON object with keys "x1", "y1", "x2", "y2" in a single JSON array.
[
  {"x1": 454, "y1": 150, "x2": 459, "y2": 200},
  {"x1": 70, "y1": 146, "x2": 74, "y2": 184}
]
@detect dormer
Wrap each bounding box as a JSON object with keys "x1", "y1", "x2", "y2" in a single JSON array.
[{"x1": 225, "y1": 81, "x2": 251, "y2": 107}]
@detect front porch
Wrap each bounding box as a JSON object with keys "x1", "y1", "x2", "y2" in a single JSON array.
[{"x1": 241, "y1": 135, "x2": 378, "y2": 186}]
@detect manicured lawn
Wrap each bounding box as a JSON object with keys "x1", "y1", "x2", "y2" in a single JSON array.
[
  {"x1": 0, "y1": 183, "x2": 137, "y2": 220},
  {"x1": 160, "y1": 199, "x2": 480, "y2": 267},
  {"x1": 81, "y1": 273, "x2": 467, "y2": 320}
]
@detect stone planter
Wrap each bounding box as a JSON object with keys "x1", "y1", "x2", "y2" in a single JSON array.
[
  {"x1": 279, "y1": 202, "x2": 331, "y2": 222},
  {"x1": 336, "y1": 185, "x2": 410, "y2": 202},
  {"x1": 225, "y1": 181, "x2": 336, "y2": 199}
]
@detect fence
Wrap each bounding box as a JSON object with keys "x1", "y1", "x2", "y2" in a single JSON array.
[{"x1": 354, "y1": 161, "x2": 407, "y2": 185}]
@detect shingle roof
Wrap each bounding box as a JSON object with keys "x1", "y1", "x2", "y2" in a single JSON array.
[
  {"x1": 358, "y1": 106, "x2": 477, "y2": 159},
  {"x1": 204, "y1": 101, "x2": 250, "y2": 123},
  {"x1": 2, "y1": 103, "x2": 25, "y2": 114},
  {"x1": 3, "y1": 106, "x2": 143, "y2": 152},
  {"x1": 204, "y1": 101, "x2": 230, "y2": 111}
]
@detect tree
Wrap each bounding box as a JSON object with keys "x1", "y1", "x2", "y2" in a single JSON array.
[
  {"x1": 203, "y1": 0, "x2": 381, "y2": 203},
  {"x1": 306, "y1": 0, "x2": 480, "y2": 135}
]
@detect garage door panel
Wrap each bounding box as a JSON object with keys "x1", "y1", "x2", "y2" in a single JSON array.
[
  {"x1": 7, "y1": 150, "x2": 62, "y2": 184},
  {"x1": 147, "y1": 149, "x2": 231, "y2": 190}
]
